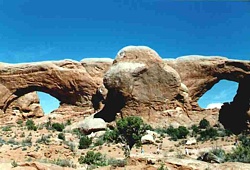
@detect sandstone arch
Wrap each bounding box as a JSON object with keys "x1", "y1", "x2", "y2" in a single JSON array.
[
  {"x1": 0, "y1": 60, "x2": 98, "y2": 113},
  {"x1": 165, "y1": 56, "x2": 250, "y2": 109}
]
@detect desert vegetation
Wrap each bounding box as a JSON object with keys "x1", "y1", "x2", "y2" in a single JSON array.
[{"x1": 0, "y1": 115, "x2": 249, "y2": 169}]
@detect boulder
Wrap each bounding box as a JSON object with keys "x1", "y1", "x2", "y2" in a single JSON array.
[
  {"x1": 66, "y1": 115, "x2": 107, "y2": 134},
  {"x1": 186, "y1": 137, "x2": 197, "y2": 145},
  {"x1": 141, "y1": 134, "x2": 155, "y2": 144}
]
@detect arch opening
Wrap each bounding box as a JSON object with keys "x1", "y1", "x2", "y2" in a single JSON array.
[
  {"x1": 37, "y1": 92, "x2": 60, "y2": 114},
  {"x1": 198, "y1": 80, "x2": 238, "y2": 109}
]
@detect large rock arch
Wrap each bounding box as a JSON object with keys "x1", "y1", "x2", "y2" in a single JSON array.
[
  {"x1": 165, "y1": 56, "x2": 250, "y2": 109},
  {"x1": 0, "y1": 60, "x2": 99, "y2": 113}
]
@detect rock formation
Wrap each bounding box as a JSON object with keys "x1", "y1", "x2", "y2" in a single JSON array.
[
  {"x1": 219, "y1": 75, "x2": 250, "y2": 134},
  {"x1": 95, "y1": 46, "x2": 190, "y2": 122},
  {"x1": 165, "y1": 56, "x2": 250, "y2": 109},
  {"x1": 0, "y1": 46, "x2": 250, "y2": 132},
  {"x1": 0, "y1": 60, "x2": 100, "y2": 115},
  {"x1": 6, "y1": 91, "x2": 44, "y2": 118},
  {"x1": 0, "y1": 91, "x2": 44, "y2": 125}
]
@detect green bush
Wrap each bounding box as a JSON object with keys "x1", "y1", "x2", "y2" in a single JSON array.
[
  {"x1": 79, "y1": 135, "x2": 92, "y2": 149},
  {"x1": 52, "y1": 123, "x2": 64, "y2": 132},
  {"x1": 72, "y1": 128, "x2": 81, "y2": 138},
  {"x1": 210, "y1": 147, "x2": 226, "y2": 162},
  {"x1": 78, "y1": 151, "x2": 107, "y2": 166},
  {"x1": 154, "y1": 128, "x2": 168, "y2": 136},
  {"x1": 17, "y1": 120, "x2": 23, "y2": 125},
  {"x1": 199, "y1": 118, "x2": 210, "y2": 129},
  {"x1": 7, "y1": 138, "x2": 19, "y2": 145},
  {"x1": 65, "y1": 119, "x2": 72, "y2": 126},
  {"x1": 26, "y1": 119, "x2": 37, "y2": 131},
  {"x1": 11, "y1": 160, "x2": 18, "y2": 168},
  {"x1": 36, "y1": 134, "x2": 51, "y2": 144},
  {"x1": 52, "y1": 158, "x2": 76, "y2": 168},
  {"x1": 58, "y1": 132, "x2": 65, "y2": 140},
  {"x1": 198, "y1": 127, "x2": 219, "y2": 141},
  {"x1": 116, "y1": 116, "x2": 150, "y2": 149},
  {"x1": 191, "y1": 125, "x2": 199, "y2": 135},
  {"x1": 21, "y1": 137, "x2": 32, "y2": 147},
  {"x1": 108, "y1": 158, "x2": 127, "y2": 167},
  {"x1": 2, "y1": 125, "x2": 12, "y2": 131},
  {"x1": 103, "y1": 129, "x2": 119, "y2": 143},
  {"x1": 94, "y1": 137, "x2": 105, "y2": 146},
  {"x1": 226, "y1": 135, "x2": 250, "y2": 163},
  {"x1": 166, "y1": 126, "x2": 189, "y2": 141}
]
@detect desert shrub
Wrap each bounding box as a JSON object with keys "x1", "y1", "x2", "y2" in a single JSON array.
[
  {"x1": 198, "y1": 127, "x2": 219, "y2": 141},
  {"x1": 166, "y1": 126, "x2": 189, "y2": 141},
  {"x1": 116, "y1": 116, "x2": 150, "y2": 149},
  {"x1": 94, "y1": 137, "x2": 105, "y2": 146},
  {"x1": 52, "y1": 123, "x2": 64, "y2": 132},
  {"x1": 199, "y1": 118, "x2": 210, "y2": 129},
  {"x1": 65, "y1": 119, "x2": 72, "y2": 126},
  {"x1": 78, "y1": 151, "x2": 107, "y2": 166},
  {"x1": 157, "y1": 163, "x2": 168, "y2": 170},
  {"x1": 108, "y1": 158, "x2": 127, "y2": 167},
  {"x1": 191, "y1": 124, "x2": 200, "y2": 135},
  {"x1": 79, "y1": 135, "x2": 92, "y2": 149},
  {"x1": 65, "y1": 141, "x2": 76, "y2": 152},
  {"x1": 154, "y1": 127, "x2": 168, "y2": 136},
  {"x1": 52, "y1": 158, "x2": 76, "y2": 168},
  {"x1": 7, "y1": 138, "x2": 19, "y2": 145},
  {"x1": 226, "y1": 135, "x2": 250, "y2": 163},
  {"x1": 11, "y1": 160, "x2": 18, "y2": 167},
  {"x1": 224, "y1": 129, "x2": 233, "y2": 136},
  {"x1": 58, "y1": 132, "x2": 65, "y2": 140},
  {"x1": 0, "y1": 137, "x2": 6, "y2": 145},
  {"x1": 26, "y1": 119, "x2": 37, "y2": 131},
  {"x1": 219, "y1": 129, "x2": 233, "y2": 137},
  {"x1": 210, "y1": 147, "x2": 226, "y2": 162},
  {"x1": 2, "y1": 125, "x2": 12, "y2": 131},
  {"x1": 103, "y1": 129, "x2": 119, "y2": 143},
  {"x1": 20, "y1": 132, "x2": 25, "y2": 138},
  {"x1": 36, "y1": 134, "x2": 51, "y2": 144},
  {"x1": 72, "y1": 128, "x2": 81, "y2": 138},
  {"x1": 17, "y1": 120, "x2": 23, "y2": 125},
  {"x1": 21, "y1": 137, "x2": 32, "y2": 147},
  {"x1": 178, "y1": 126, "x2": 189, "y2": 138}
]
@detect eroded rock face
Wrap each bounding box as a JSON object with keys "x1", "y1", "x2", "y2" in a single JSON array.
[
  {"x1": 98, "y1": 46, "x2": 184, "y2": 121},
  {"x1": 165, "y1": 56, "x2": 250, "y2": 109},
  {"x1": 0, "y1": 91, "x2": 44, "y2": 125},
  {"x1": 6, "y1": 91, "x2": 44, "y2": 118},
  {"x1": 0, "y1": 60, "x2": 98, "y2": 113},
  {"x1": 0, "y1": 47, "x2": 250, "y2": 132}
]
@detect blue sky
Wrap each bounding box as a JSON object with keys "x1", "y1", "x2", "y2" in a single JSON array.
[{"x1": 0, "y1": 0, "x2": 249, "y2": 113}]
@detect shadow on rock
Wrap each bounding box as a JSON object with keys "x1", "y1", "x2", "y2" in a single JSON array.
[
  {"x1": 94, "y1": 90, "x2": 125, "y2": 122},
  {"x1": 219, "y1": 76, "x2": 250, "y2": 134}
]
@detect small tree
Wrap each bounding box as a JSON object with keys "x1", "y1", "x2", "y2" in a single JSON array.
[
  {"x1": 116, "y1": 116, "x2": 149, "y2": 157},
  {"x1": 26, "y1": 119, "x2": 37, "y2": 131},
  {"x1": 199, "y1": 118, "x2": 210, "y2": 129},
  {"x1": 166, "y1": 125, "x2": 189, "y2": 141},
  {"x1": 79, "y1": 135, "x2": 92, "y2": 149},
  {"x1": 52, "y1": 123, "x2": 64, "y2": 132},
  {"x1": 78, "y1": 151, "x2": 106, "y2": 166}
]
